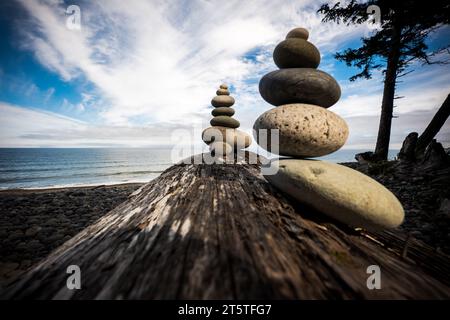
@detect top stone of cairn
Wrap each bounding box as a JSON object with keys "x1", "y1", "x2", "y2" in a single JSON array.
[
  {"x1": 217, "y1": 87, "x2": 230, "y2": 96},
  {"x1": 273, "y1": 27, "x2": 320, "y2": 69},
  {"x1": 286, "y1": 27, "x2": 309, "y2": 40},
  {"x1": 216, "y1": 83, "x2": 230, "y2": 96},
  {"x1": 212, "y1": 85, "x2": 235, "y2": 107}
]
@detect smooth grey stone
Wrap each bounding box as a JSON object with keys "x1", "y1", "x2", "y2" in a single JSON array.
[
  {"x1": 216, "y1": 88, "x2": 230, "y2": 95},
  {"x1": 259, "y1": 68, "x2": 341, "y2": 107},
  {"x1": 286, "y1": 27, "x2": 309, "y2": 40},
  {"x1": 273, "y1": 38, "x2": 320, "y2": 69},
  {"x1": 210, "y1": 116, "x2": 240, "y2": 128},
  {"x1": 202, "y1": 126, "x2": 251, "y2": 148},
  {"x1": 264, "y1": 159, "x2": 404, "y2": 231},
  {"x1": 211, "y1": 95, "x2": 235, "y2": 107},
  {"x1": 212, "y1": 107, "x2": 235, "y2": 117}
]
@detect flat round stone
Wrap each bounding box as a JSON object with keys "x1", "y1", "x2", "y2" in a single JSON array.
[
  {"x1": 211, "y1": 95, "x2": 235, "y2": 107},
  {"x1": 202, "y1": 126, "x2": 251, "y2": 148},
  {"x1": 273, "y1": 38, "x2": 320, "y2": 69},
  {"x1": 210, "y1": 116, "x2": 240, "y2": 128},
  {"x1": 264, "y1": 159, "x2": 404, "y2": 231},
  {"x1": 220, "y1": 84, "x2": 228, "y2": 89},
  {"x1": 216, "y1": 88, "x2": 230, "y2": 96},
  {"x1": 253, "y1": 104, "x2": 348, "y2": 157},
  {"x1": 286, "y1": 27, "x2": 309, "y2": 40},
  {"x1": 259, "y1": 68, "x2": 341, "y2": 107},
  {"x1": 209, "y1": 141, "x2": 233, "y2": 156},
  {"x1": 211, "y1": 107, "x2": 235, "y2": 117}
]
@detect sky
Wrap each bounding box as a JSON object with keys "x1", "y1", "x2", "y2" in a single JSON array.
[{"x1": 0, "y1": 0, "x2": 449, "y2": 149}]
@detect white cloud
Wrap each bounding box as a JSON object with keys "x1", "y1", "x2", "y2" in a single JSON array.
[
  {"x1": 1, "y1": 101, "x2": 448, "y2": 150},
  {"x1": 0, "y1": 102, "x2": 208, "y2": 148},
  {"x1": 24, "y1": 83, "x2": 38, "y2": 97},
  {"x1": 43, "y1": 87, "x2": 55, "y2": 103},
  {"x1": 4, "y1": 0, "x2": 449, "y2": 149},
  {"x1": 15, "y1": 0, "x2": 361, "y2": 127},
  {"x1": 61, "y1": 98, "x2": 85, "y2": 113},
  {"x1": 344, "y1": 109, "x2": 450, "y2": 149}
]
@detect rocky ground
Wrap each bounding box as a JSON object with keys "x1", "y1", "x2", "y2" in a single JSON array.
[
  {"x1": 342, "y1": 161, "x2": 450, "y2": 254},
  {"x1": 0, "y1": 183, "x2": 142, "y2": 288}
]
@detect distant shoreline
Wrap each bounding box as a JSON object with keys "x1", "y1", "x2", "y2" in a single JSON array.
[
  {"x1": 0, "y1": 158, "x2": 378, "y2": 192},
  {"x1": 0, "y1": 148, "x2": 401, "y2": 190},
  {"x1": 0, "y1": 182, "x2": 145, "y2": 194}
]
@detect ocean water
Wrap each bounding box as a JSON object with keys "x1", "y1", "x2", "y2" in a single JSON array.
[
  {"x1": 0, "y1": 148, "x2": 399, "y2": 190},
  {"x1": 318, "y1": 148, "x2": 399, "y2": 163},
  {"x1": 0, "y1": 148, "x2": 173, "y2": 190}
]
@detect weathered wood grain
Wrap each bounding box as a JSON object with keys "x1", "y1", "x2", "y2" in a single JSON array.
[
  {"x1": 2, "y1": 154, "x2": 450, "y2": 299},
  {"x1": 365, "y1": 230, "x2": 450, "y2": 287}
]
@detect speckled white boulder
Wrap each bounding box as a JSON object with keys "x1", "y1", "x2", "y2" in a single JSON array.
[
  {"x1": 253, "y1": 103, "x2": 348, "y2": 157},
  {"x1": 265, "y1": 159, "x2": 404, "y2": 230}
]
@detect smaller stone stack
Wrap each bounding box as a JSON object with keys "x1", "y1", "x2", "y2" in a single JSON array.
[
  {"x1": 202, "y1": 84, "x2": 251, "y2": 156},
  {"x1": 253, "y1": 28, "x2": 404, "y2": 231}
]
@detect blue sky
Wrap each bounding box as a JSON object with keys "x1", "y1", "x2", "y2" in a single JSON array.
[{"x1": 0, "y1": 0, "x2": 449, "y2": 148}]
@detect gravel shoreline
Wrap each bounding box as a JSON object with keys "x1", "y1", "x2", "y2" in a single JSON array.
[
  {"x1": 342, "y1": 161, "x2": 450, "y2": 254},
  {"x1": 1, "y1": 161, "x2": 449, "y2": 288},
  {"x1": 0, "y1": 183, "x2": 143, "y2": 287}
]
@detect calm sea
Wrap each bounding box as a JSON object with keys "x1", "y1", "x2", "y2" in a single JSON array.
[
  {"x1": 0, "y1": 148, "x2": 173, "y2": 190},
  {"x1": 0, "y1": 148, "x2": 399, "y2": 190}
]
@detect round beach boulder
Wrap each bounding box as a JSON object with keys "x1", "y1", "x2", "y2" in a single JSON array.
[
  {"x1": 273, "y1": 38, "x2": 320, "y2": 69},
  {"x1": 253, "y1": 104, "x2": 348, "y2": 157},
  {"x1": 212, "y1": 95, "x2": 235, "y2": 107},
  {"x1": 259, "y1": 68, "x2": 341, "y2": 107},
  {"x1": 212, "y1": 107, "x2": 235, "y2": 117},
  {"x1": 202, "y1": 126, "x2": 251, "y2": 149},
  {"x1": 264, "y1": 159, "x2": 405, "y2": 231},
  {"x1": 210, "y1": 116, "x2": 240, "y2": 128}
]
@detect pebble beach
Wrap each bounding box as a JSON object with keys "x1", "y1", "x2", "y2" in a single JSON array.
[{"x1": 0, "y1": 183, "x2": 143, "y2": 287}]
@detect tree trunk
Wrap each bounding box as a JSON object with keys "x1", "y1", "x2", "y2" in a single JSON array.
[
  {"x1": 2, "y1": 154, "x2": 449, "y2": 299},
  {"x1": 374, "y1": 24, "x2": 402, "y2": 160},
  {"x1": 416, "y1": 93, "x2": 450, "y2": 156}
]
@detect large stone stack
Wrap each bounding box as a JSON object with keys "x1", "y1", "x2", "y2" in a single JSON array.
[
  {"x1": 202, "y1": 84, "x2": 251, "y2": 156},
  {"x1": 253, "y1": 27, "x2": 404, "y2": 231}
]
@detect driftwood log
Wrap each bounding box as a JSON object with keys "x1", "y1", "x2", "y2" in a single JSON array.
[
  {"x1": 3, "y1": 153, "x2": 450, "y2": 299},
  {"x1": 416, "y1": 93, "x2": 450, "y2": 156}
]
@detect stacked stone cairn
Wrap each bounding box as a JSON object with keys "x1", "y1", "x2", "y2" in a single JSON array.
[
  {"x1": 253, "y1": 27, "x2": 404, "y2": 231},
  {"x1": 202, "y1": 84, "x2": 252, "y2": 157}
]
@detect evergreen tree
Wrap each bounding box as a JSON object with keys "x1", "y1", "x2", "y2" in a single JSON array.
[{"x1": 319, "y1": 0, "x2": 450, "y2": 160}]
